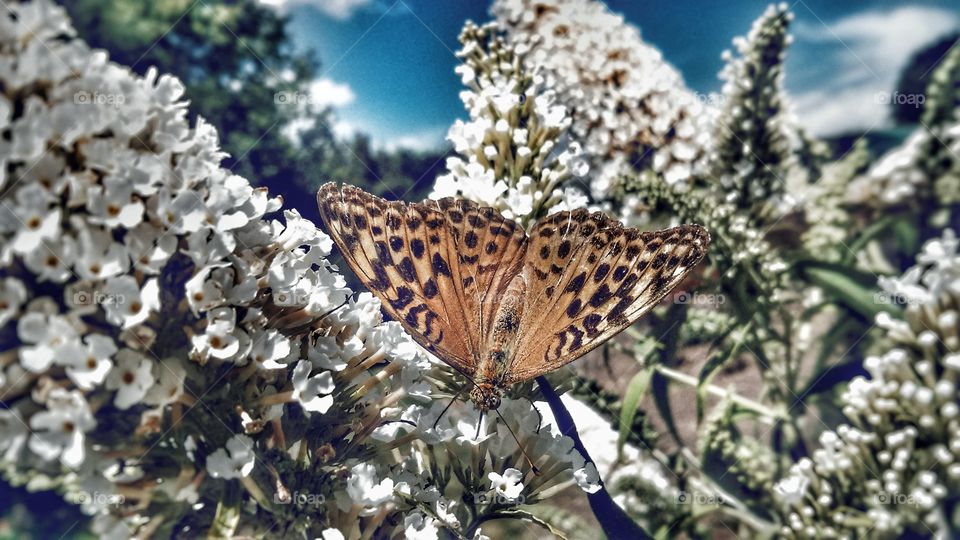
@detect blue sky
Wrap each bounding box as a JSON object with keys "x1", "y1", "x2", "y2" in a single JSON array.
[{"x1": 264, "y1": 0, "x2": 960, "y2": 150}]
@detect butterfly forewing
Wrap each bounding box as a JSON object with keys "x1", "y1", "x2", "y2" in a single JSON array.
[{"x1": 505, "y1": 210, "x2": 709, "y2": 382}]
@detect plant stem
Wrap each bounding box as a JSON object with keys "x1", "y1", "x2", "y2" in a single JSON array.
[{"x1": 652, "y1": 364, "x2": 783, "y2": 423}]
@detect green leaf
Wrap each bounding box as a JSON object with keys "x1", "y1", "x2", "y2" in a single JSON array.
[
  {"x1": 842, "y1": 214, "x2": 899, "y2": 265},
  {"x1": 893, "y1": 217, "x2": 919, "y2": 256},
  {"x1": 694, "y1": 323, "x2": 746, "y2": 424},
  {"x1": 801, "y1": 263, "x2": 899, "y2": 319},
  {"x1": 619, "y1": 366, "x2": 654, "y2": 456},
  {"x1": 651, "y1": 371, "x2": 683, "y2": 445}
]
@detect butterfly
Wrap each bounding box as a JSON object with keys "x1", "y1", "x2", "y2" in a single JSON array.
[{"x1": 317, "y1": 182, "x2": 709, "y2": 412}]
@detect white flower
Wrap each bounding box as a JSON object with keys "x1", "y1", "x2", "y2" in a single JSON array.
[
  {"x1": 320, "y1": 529, "x2": 345, "y2": 540},
  {"x1": 249, "y1": 329, "x2": 292, "y2": 368},
  {"x1": 63, "y1": 333, "x2": 116, "y2": 390},
  {"x1": 488, "y1": 467, "x2": 524, "y2": 501},
  {"x1": 403, "y1": 512, "x2": 440, "y2": 540},
  {"x1": 0, "y1": 277, "x2": 26, "y2": 326},
  {"x1": 0, "y1": 409, "x2": 28, "y2": 462},
  {"x1": 574, "y1": 462, "x2": 602, "y2": 494},
  {"x1": 74, "y1": 223, "x2": 130, "y2": 280},
  {"x1": 8, "y1": 185, "x2": 61, "y2": 254},
  {"x1": 17, "y1": 312, "x2": 78, "y2": 373},
  {"x1": 105, "y1": 349, "x2": 155, "y2": 409},
  {"x1": 28, "y1": 388, "x2": 96, "y2": 468},
  {"x1": 190, "y1": 308, "x2": 249, "y2": 362},
  {"x1": 292, "y1": 360, "x2": 335, "y2": 414},
  {"x1": 347, "y1": 462, "x2": 395, "y2": 507},
  {"x1": 86, "y1": 176, "x2": 144, "y2": 228},
  {"x1": 144, "y1": 358, "x2": 186, "y2": 406},
  {"x1": 206, "y1": 434, "x2": 256, "y2": 479},
  {"x1": 102, "y1": 275, "x2": 160, "y2": 328},
  {"x1": 774, "y1": 471, "x2": 810, "y2": 506}
]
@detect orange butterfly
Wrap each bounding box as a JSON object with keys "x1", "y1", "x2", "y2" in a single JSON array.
[{"x1": 317, "y1": 183, "x2": 709, "y2": 412}]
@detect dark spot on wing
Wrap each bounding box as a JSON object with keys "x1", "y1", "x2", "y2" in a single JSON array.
[
  {"x1": 432, "y1": 253, "x2": 451, "y2": 277},
  {"x1": 398, "y1": 257, "x2": 417, "y2": 283},
  {"x1": 411, "y1": 239, "x2": 425, "y2": 259},
  {"x1": 423, "y1": 278, "x2": 439, "y2": 298},
  {"x1": 589, "y1": 284, "x2": 612, "y2": 307},
  {"x1": 584, "y1": 313, "x2": 602, "y2": 335},
  {"x1": 594, "y1": 263, "x2": 610, "y2": 282},
  {"x1": 390, "y1": 286, "x2": 414, "y2": 310},
  {"x1": 565, "y1": 272, "x2": 586, "y2": 292}
]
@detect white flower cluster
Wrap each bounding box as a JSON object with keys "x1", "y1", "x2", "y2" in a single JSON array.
[
  {"x1": 849, "y1": 44, "x2": 960, "y2": 212},
  {"x1": 711, "y1": 2, "x2": 795, "y2": 219},
  {"x1": 0, "y1": 2, "x2": 449, "y2": 537},
  {"x1": 492, "y1": 0, "x2": 713, "y2": 193},
  {"x1": 773, "y1": 230, "x2": 960, "y2": 538},
  {"x1": 432, "y1": 21, "x2": 589, "y2": 226},
  {"x1": 847, "y1": 130, "x2": 934, "y2": 208}
]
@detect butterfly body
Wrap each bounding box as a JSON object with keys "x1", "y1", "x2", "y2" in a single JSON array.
[{"x1": 317, "y1": 183, "x2": 709, "y2": 412}]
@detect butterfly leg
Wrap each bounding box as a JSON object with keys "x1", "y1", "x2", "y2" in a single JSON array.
[
  {"x1": 433, "y1": 386, "x2": 467, "y2": 429},
  {"x1": 527, "y1": 395, "x2": 544, "y2": 434}
]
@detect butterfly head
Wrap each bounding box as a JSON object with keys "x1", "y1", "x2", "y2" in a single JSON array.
[{"x1": 469, "y1": 382, "x2": 502, "y2": 411}]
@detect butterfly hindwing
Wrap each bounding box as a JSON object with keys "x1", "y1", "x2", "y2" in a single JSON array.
[{"x1": 506, "y1": 210, "x2": 709, "y2": 382}]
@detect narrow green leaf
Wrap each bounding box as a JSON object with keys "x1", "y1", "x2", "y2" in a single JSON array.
[
  {"x1": 651, "y1": 371, "x2": 683, "y2": 445},
  {"x1": 802, "y1": 265, "x2": 898, "y2": 319},
  {"x1": 893, "y1": 217, "x2": 919, "y2": 256},
  {"x1": 618, "y1": 366, "x2": 654, "y2": 456},
  {"x1": 841, "y1": 214, "x2": 898, "y2": 265},
  {"x1": 694, "y1": 322, "x2": 745, "y2": 424}
]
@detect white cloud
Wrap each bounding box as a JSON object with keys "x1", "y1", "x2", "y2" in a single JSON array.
[
  {"x1": 256, "y1": 0, "x2": 373, "y2": 20},
  {"x1": 376, "y1": 127, "x2": 448, "y2": 153},
  {"x1": 307, "y1": 78, "x2": 355, "y2": 109},
  {"x1": 279, "y1": 78, "x2": 355, "y2": 146},
  {"x1": 791, "y1": 5, "x2": 959, "y2": 136}
]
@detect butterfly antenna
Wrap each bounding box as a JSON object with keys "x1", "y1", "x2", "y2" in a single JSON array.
[
  {"x1": 494, "y1": 408, "x2": 541, "y2": 476},
  {"x1": 433, "y1": 386, "x2": 467, "y2": 429},
  {"x1": 475, "y1": 411, "x2": 484, "y2": 440}
]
